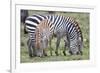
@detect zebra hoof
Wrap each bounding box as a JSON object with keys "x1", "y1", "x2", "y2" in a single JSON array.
[
  {"x1": 76, "y1": 51, "x2": 83, "y2": 55},
  {"x1": 29, "y1": 54, "x2": 33, "y2": 58},
  {"x1": 44, "y1": 53, "x2": 48, "y2": 56},
  {"x1": 63, "y1": 51, "x2": 66, "y2": 56},
  {"x1": 55, "y1": 51, "x2": 59, "y2": 56},
  {"x1": 69, "y1": 51, "x2": 73, "y2": 55},
  {"x1": 43, "y1": 51, "x2": 48, "y2": 56}
]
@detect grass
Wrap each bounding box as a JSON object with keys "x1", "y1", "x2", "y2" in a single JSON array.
[{"x1": 20, "y1": 11, "x2": 89, "y2": 63}]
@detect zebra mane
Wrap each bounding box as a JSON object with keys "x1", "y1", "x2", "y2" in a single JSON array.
[{"x1": 73, "y1": 20, "x2": 83, "y2": 42}]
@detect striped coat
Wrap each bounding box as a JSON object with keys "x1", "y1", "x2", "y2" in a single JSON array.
[{"x1": 34, "y1": 15, "x2": 83, "y2": 57}]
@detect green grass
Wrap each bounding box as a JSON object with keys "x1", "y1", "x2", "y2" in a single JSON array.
[{"x1": 20, "y1": 11, "x2": 89, "y2": 63}]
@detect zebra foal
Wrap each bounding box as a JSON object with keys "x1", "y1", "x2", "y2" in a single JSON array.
[{"x1": 35, "y1": 19, "x2": 53, "y2": 57}]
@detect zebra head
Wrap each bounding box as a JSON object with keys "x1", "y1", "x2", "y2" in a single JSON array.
[
  {"x1": 69, "y1": 36, "x2": 83, "y2": 55},
  {"x1": 35, "y1": 28, "x2": 44, "y2": 57}
]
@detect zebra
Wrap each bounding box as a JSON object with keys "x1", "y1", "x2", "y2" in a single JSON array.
[
  {"x1": 25, "y1": 14, "x2": 83, "y2": 57},
  {"x1": 25, "y1": 14, "x2": 46, "y2": 57},
  {"x1": 35, "y1": 15, "x2": 83, "y2": 56},
  {"x1": 35, "y1": 19, "x2": 53, "y2": 57}
]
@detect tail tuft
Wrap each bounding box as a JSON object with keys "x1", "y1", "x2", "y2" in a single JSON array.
[{"x1": 24, "y1": 25, "x2": 28, "y2": 34}]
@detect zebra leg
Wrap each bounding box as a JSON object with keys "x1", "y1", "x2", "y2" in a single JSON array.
[
  {"x1": 55, "y1": 36, "x2": 61, "y2": 56},
  {"x1": 63, "y1": 33, "x2": 71, "y2": 56},
  {"x1": 49, "y1": 38, "x2": 53, "y2": 56},
  {"x1": 63, "y1": 36, "x2": 70, "y2": 56},
  {"x1": 31, "y1": 40, "x2": 36, "y2": 56},
  {"x1": 43, "y1": 49, "x2": 47, "y2": 56},
  {"x1": 27, "y1": 39, "x2": 36, "y2": 57},
  {"x1": 63, "y1": 39, "x2": 67, "y2": 56},
  {"x1": 27, "y1": 39, "x2": 33, "y2": 57}
]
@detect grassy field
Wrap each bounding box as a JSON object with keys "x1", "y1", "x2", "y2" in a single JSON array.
[{"x1": 20, "y1": 10, "x2": 90, "y2": 63}]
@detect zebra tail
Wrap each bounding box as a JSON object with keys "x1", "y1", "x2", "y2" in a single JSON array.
[{"x1": 24, "y1": 24, "x2": 28, "y2": 34}]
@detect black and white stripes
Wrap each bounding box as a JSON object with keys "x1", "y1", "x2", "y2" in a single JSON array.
[
  {"x1": 46, "y1": 15, "x2": 83, "y2": 55},
  {"x1": 25, "y1": 15, "x2": 46, "y2": 33},
  {"x1": 25, "y1": 14, "x2": 83, "y2": 57}
]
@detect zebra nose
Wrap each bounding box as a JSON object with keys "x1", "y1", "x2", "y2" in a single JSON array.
[
  {"x1": 37, "y1": 54, "x2": 42, "y2": 57},
  {"x1": 76, "y1": 51, "x2": 83, "y2": 55},
  {"x1": 36, "y1": 52, "x2": 43, "y2": 57}
]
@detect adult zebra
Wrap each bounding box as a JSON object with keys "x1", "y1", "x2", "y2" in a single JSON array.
[{"x1": 35, "y1": 15, "x2": 83, "y2": 57}]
